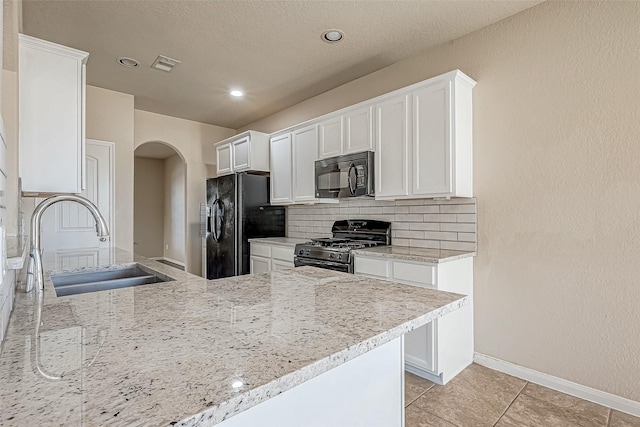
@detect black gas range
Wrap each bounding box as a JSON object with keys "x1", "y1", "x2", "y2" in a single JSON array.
[{"x1": 294, "y1": 220, "x2": 391, "y2": 273}]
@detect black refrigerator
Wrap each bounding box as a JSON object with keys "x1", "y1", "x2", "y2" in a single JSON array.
[{"x1": 206, "y1": 173, "x2": 285, "y2": 279}]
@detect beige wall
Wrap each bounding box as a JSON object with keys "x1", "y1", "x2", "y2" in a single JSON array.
[
  {"x1": 133, "y1": 156, "x2": 164, "y2": 258},
  {"x1": 1, "y1": 69, "x2": 18, "y2": 236},
  {"x1": 134, "y1": 109, "x2": 234, "y2": 275},
  {"x1": 85, "y1": 85, "x2": 135, "y2": 251},
  {"x1": 242, "y1": 2, "x2": 640, "y2": 402},
  {"x1": 163, "y1": 154, "x2": 185, "y2": 263}
]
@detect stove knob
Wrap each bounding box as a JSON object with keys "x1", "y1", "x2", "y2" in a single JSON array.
[
  {"x1": 338, "y1": 254, "x2": 343, "y2": 260},
  {"x1": 298, "y1": 249, "x2": 303, "y2": 255},
  {"x1": 329, "y1": 253, "x2": 334, "y2": 259},
  {"x1": 306, "y1": 249, "x2": 310, "y2": 254}
]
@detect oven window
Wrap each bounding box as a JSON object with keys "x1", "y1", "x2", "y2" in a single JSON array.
[{"x1": 317, "y1": 171, "x2": 348, "y2": 191}]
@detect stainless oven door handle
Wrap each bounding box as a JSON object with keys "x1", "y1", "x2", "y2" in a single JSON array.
[{"x1": 294, "y1": 257, "x2": 350, "y2": 271}]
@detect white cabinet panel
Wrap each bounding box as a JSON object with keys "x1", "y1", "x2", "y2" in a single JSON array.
[
  {"x1": 292, "y1": 125, "x2": 318, "y2": 202},
  {"x1": 216, "y1": 143, "x2": 233, "y2": 175},
  {"x1": 375, "y1": 94, "x2": 410, "y2": 198},
  {"x1": 272, "y1": 246, "x2": 294, "y2": 262},
  {"x1": 19, "y1": 34, "x2": 89, "y2": 194},
  {"x1": 392, "y1": 261, "x2": 436, "y2": 287},
  {"x1": 250, "y1": 256, "x2": 271, "y2": 274},
  {"x1": 251, "y1": 243, "x2": 271, "y2": 258},
  {"x1": 232, "y1": 136, "x2": 250, "y2": 170},
  {"x1": 215, "y1": 131, "x2": 270, "y2": 176},
  {"x1": 344, "y1": 106, "x2": 373, "y2": 154},
  {"x1": 270, "y1": 134, "x2": 293, "y2": 204},
  {"x1": 412, "y1": 81, "x2": 452, "y2": 196},
  {"x1": 318, "y1": 116, "x2": 343, "y2": 159},
  {"x1": 250, "y1": 242, "x2": 295, "y2": 274},
  {"x1": 405, "y1": 322, "x2": 437, "y2": 373},
  {"x1": 354, "y1": 256, "x2": 389, "y2": 278}
]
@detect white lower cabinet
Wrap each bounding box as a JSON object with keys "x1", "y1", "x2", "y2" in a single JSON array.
[
  {"x1": 250, "y1": 242, "x2": 295, "y2": 274},
  {"x1": 250, "y1": 256, "x2": 271, "y2": 274},
  {"x1": 354, "y1": 254, "x2": 473, "y2": 385}
]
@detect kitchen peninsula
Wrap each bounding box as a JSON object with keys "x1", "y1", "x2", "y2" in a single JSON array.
[{"x1": 0, "y1": 252, "x2": 468, "y2": 426}]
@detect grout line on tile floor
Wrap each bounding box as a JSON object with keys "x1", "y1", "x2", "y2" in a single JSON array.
[
  {"x1": 606, "y1": 408, "x2": 612, "y2": 427},
  {"x1": 405, "y1": 383, "x2": 436, "y2": 407},
  {"x1": 492, "y1": 380, "x2": 529, "y2": 427},
  {"x1": 405, "y1": 391, "x2": 425, "y2": 407}
]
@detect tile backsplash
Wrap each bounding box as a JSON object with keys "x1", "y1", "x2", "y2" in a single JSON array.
[{"x1": 286, "y1": 198, "x2": 477, "y2": 251}]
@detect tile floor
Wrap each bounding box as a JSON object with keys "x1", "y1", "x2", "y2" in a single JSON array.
[{"x1": 405, "y1": 364, "x2": 640, "y2": 427}]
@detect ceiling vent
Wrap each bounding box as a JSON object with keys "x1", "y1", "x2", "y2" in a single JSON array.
[{"x1": 151, "y1": 55, "x2": 181, "y2": 72}]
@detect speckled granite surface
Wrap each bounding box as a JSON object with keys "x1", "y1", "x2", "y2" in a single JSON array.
[
  {"x1": 353, "y1": 245, "x2": 476, "y2": 263},
  {"x1": 247, "y1": 237, "x2": 307, "y2": 247},
  {"x1": 0, "y1": 248, "x2": 468, "y2": 426}
]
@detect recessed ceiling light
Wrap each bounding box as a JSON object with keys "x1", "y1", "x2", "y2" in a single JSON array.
[
  {"x1": 117, "y1": 57, "x2": 140, "y2": 68},
  {"x1": 322, "y1": 30, "x2": 344, "y2": 43},
  {"x1": 230, "y1": 90, "x2": 244, "y2": 97}
]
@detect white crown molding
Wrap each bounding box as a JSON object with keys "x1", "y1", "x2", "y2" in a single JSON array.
[
  {"x1": 474, "y1": 353, "x2": 640, "y2": 418},
  {"x1": 19, "y1": 33, "x2": 89, "y2": 63}
]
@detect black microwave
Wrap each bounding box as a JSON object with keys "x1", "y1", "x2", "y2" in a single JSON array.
[{"x1": 314, "y1": 151, "x2": 375, "y2": 198}]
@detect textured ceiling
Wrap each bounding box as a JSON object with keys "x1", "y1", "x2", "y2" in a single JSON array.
[{"x1": 21, "y1": 0, "x2": 542, "y2": 130}]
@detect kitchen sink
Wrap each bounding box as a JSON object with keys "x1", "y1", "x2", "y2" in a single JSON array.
[{"x1": 50, "y1": 264, "x2": 175, "y2": 297}]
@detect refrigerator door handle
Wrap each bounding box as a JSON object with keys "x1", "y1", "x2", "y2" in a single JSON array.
[{"x1": 211, "y1": 199, "x2": 224, "y2": 242}]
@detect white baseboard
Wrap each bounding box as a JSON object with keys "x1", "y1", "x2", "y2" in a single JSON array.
[{"x1": 474, "y1": 353, "x2": 640, "y2": 417}]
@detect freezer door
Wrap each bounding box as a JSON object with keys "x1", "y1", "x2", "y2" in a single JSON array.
[
  {"x1": 238, "y1": 173, "x2": 286, "y2": 275},
  {"x1": 206, "y1": 175, "x2": 237, "y2": 279}
]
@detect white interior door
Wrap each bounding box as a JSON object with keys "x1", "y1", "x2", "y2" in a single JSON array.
[{"x1": 40, "y1": 140, "x2": 114, "y2": 269}]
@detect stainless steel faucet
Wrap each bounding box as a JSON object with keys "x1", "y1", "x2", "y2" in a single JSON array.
[{"x1": 25, "y1": 194, "x2": 110, "y2": 293}]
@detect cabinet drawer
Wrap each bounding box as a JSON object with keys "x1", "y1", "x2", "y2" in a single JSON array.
[
  {"x1": 251, "y1": 244, "x2": 271, "y2": 258},
  {"x1": 272, "y1": 246, "x2": 294, "y2": 262},
  {"x1": 354, "y1": 257, "x2": 389, "y2": 278},
  {"x1": 392, "y1": 261, "x2": 436, "y2": 287}
]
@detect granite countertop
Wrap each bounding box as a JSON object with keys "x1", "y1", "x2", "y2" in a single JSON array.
[
  {"x1": 0, "y1": 248, "x2": 467, "y2": 426},
  {"x1": 352, "y1": 245, "x2": 476, "y2": 263},
  {"x1": 247, "y1": 237, "x2": 308, "y2": 247}
]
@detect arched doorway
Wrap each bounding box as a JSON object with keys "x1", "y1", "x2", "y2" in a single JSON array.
[{"x1": 134, "y1": 141, "x2": 187, "y2": 270}]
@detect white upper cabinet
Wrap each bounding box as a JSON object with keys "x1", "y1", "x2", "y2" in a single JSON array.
[
  {"x1": 317, "y1": 116, "x2": 343, "y2": 159},
  {"x1": 267, "y1": 70, "x2": 475, "y2": 203},
  {"x1": 412, "y1": 81, "x2": 451, "y2": 196},
  {"x1": 375, "y1": 94, "x2": 410, "y2": 199},
  {"x1": 344, "y1": 106, "x2": 373, "y2": 154},
  {"x1": 214, "y1": 131, "x2": 270, "y2": 176},
  {"x1": 375, "y1": 70, "x2": 475, "y2": 200},
  {"x1": 216, "y1": 143, "x2": 233, "y2": 175},
  {"x1": 318, "y1": 106, "x2": 373, "y2": 160},
  {"x1": 269, "y1": 133, "x2": 293, "y2": 205},
  {"x1": 19, "y1": 34, "x2": 89, "y2": 195},
  {"x1": 292, "y1": 125, "x2": 318, "y2": 203},
  {"x1": 270, "y1": 126, "x2": 338, "y2": 206}
]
